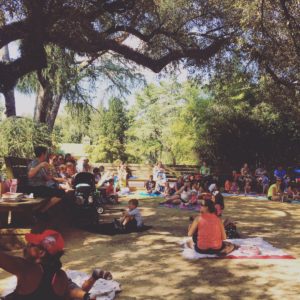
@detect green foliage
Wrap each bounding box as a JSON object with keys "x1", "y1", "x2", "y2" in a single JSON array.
[
  {"x1": 55, "y1": 104, "x2": 92, "y2": 144},
  {"x1": 193, "y1": 64, "x2": 300, "y2": 169},
  {"x1": 0, "y1": 117, "x2": 52, "y2": 158},
  {"x1": 126, "y1": 81, "x2": 201, "y2": 164},
  {"x1": 87, "y1": 98, "x2": 129, "y2": 163}
]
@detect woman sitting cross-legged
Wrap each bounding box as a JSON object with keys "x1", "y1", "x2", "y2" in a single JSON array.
[
  {"x1": 161, "y1": 181, "x2": 192, "y2": 205},
  {"x1": 187, "y1": 199, "x2": 237, "y2": 256}
]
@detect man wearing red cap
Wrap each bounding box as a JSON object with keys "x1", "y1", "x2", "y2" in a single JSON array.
[{"x1": 0, "y1": 230, "x2": 112, "y2": 300}]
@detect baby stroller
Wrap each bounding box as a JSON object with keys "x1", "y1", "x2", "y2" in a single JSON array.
[{"x1": 73, "y1": 172, "x2": 105, "y2": 225}]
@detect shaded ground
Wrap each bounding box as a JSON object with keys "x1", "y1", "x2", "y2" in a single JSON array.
[{"x1": 1, "y1": 196, "x2": 300, "y2": 299}]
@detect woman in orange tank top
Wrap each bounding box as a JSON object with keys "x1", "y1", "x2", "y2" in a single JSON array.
[{"x1": 188, "y1": 199, "x2": 236, "y2": 255}]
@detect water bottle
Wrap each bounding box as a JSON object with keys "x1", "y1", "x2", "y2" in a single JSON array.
[{"x1": 10, "y1": 179, "x2": 18, "y2": 193}]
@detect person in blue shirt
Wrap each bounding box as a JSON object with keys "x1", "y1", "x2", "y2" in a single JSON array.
[{"x1": 274, "y1": 165, "x2": 287, "y2": 180}]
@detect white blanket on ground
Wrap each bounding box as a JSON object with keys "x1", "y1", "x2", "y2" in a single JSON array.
[
  {"x1": 181, "y1": 237, "x2": 294, "y2": 259},
  {"x1": 2, "y1": 270, "x2": 121, "y2": 300}
]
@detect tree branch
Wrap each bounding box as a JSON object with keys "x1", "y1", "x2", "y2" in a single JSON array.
[
  {"x1": 279, "y1": 0, "x2": 300, "y2": 57},
  {"x1": 265, "y1": 64, "x2": 298, "y2": 91},
  {"x1": 57, "y1": 34, "x2": 228, "y2": 73},
  {"x1": 0, "y1": 20, "x2": 27, "y2": 49}
]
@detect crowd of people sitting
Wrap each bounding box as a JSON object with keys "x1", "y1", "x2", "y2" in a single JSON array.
[
  {"x1": 224, "y1": 163, "x2": 300, "y2": 201},
  {"x1": 145, "y1": 161, "x2": 300, "y2": 204},
  {"x1": 26, "y1": 146, "x2": 132, "y2": 221},
  {"x1": 1, "y1": 155, "x2": 300, "y2": 299}
]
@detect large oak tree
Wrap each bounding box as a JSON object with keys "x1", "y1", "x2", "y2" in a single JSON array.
[{"x1": 0, "y1": 0, "x2": 233, "y2": 93}]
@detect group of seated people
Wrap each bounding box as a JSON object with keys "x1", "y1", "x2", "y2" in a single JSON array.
[
  {"x1": 224, "y1": 163, "x2": 300, "y2": 200},
  {"x1": 4, "y1": 159, "x2": 299, "y2": 299},
  {"x1": 26, "y1": 146, "x2": 121, "y2": 220},
  {"x1": 146, "y1": 161, "x2": 214, "y2": 196}
]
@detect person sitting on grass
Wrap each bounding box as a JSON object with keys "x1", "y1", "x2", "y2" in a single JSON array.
[
  {"x1": 105, "y1": 178, "x2": 119, "y2": 203},
  {"x1": 274, "y1": 165, "x2": 287, "y2": 180},
  {"x1": 208, "y1": 183, "x2": 224, "y2": 216},
  {"x1": 261, "y1": 174, "x2": 270, "y2": 194},
  {"x1": 285, "y1": 185, "x2": 300, "y2": 201},
  {"x1": 187, "y1": 199, "x2": 236, "y2": 255},
  {"x1": 161, "y1": 180, "x2": 192, "y2": 205},
  {"x1": 267, "y1": 178, "x2": 283, "y2": 201},
  {"x1": 230, "y1": 180, "x2": 239, "y2": 194},
  {"x1": 240, "y1": 163, "x2": 250, "y2": 177},
  {"x1": 175, "y1": 176, "x2": 184, "y2": 192},
  {"x1": 92, "y1": 168, "x2": 101, "y2": 184},
  {"x1": 154, "y1": 173, "x2": 166, "y2": 194},
  {"x1": 224, "y1": 179, "x2": 232, "y2": 193},
  {"x1": 163, "y1": 182, "x2": 176, "y2": 197},
  {"x1": 244, "y1": 175, "x2": 252, "y2": 195},
  {"x1": 27, "y1": 146, "x2": 65, "y2": 219},
  {"x1": 144, "y1": 175, "x2": 156, "y2": 194},
  {"x1": 0, "y1": 230, "x2": 112, "y2": 300},
  {"x1": 114, "y1": 199, "x2": 143, "y2": 232},
  {"x1": 200, "y1": 161, "x2": 211, "y2": 177},
  {"x1": 188, "y1": 183, "x2": 199, "y2": 205},
  {"x1": 212, "y1": 190, "x2": 225, "y2": 217}
]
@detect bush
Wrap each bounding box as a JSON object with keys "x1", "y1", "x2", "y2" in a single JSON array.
[{"x1": 0, "y1": 117, "x2": 52, "y2": 158}]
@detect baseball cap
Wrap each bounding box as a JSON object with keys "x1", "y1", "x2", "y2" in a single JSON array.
[{"x1": 25, "y1": 230, "x2": 64, "y2": 255}]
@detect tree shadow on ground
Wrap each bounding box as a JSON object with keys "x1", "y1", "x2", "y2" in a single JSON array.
[{"x1": 1, "y1": 196, "x2": 300, "y2": 299}]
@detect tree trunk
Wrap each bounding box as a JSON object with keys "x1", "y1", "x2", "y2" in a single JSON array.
[
  {"x1": 34, "y1": 83, "x2": 52, "y2": 124},
  {"x1": 34, "y1": 82, "x2": 62, "y2": 131},
  {"x1": 46, "y1": 94, "x2": 62, "y2": 130},
  {"x1": 0, "y1": 45, "x2": 16, "y2": 117}
]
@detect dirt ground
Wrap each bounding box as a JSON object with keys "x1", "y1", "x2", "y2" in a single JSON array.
[{"x1": 1, "y1": 195, "x2": 300, "y2": 300}]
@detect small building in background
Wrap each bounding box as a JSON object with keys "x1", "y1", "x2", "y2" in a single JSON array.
[{"x1": 60, "y1": 136, "x2": 91, "y2": 158}]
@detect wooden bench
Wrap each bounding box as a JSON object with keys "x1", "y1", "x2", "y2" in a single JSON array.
[
  {"x1": 1, "y1": 157, "x2": 47, "y2": 226},
  {"x1": 96, "y1": 163, "x2": 200, "y2": 190}
]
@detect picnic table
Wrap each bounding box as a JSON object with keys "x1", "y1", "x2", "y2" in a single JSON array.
[
  {"x1": 0, "y1": 197, "x2": 47, "y2": 226},
  {"x1": 1, "y1": 157, "x2": 49, "y2": 227}
]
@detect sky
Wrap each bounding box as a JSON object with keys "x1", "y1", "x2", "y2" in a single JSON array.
[{"x1": 0, "y1": 41, "x2": 188, "y2": 117}]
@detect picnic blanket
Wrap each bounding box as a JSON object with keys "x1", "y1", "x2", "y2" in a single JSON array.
[
  {"x1": 223, "y1": 193, "x2": 300, "y2": 204},
  {"x1": 159, "y1": 203, "x2": 201, "y2": 212},
  {"x1": 181, "y1": 237, "x2": 295, "y2": 259},
  {"x1": 2, "y1": 270, "x2": 121, "y2": 300},
  {"x1": 139, "y1": 191, "x2": 162, "y2": 197},
  {"x1": 223, "y1": 193, "x2": 268, "y2": 200}
]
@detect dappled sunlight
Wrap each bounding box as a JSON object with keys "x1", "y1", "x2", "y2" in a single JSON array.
[
  {"x1": 1, "y1": 196, "x2": 300, "y2": 299},
  {"x1": 82, "y1": 235, "x2": 113, "y2": 246}
]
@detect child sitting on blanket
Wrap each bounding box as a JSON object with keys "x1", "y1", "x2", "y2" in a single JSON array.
[
  {"x1": 188, "y1": 183, "x2": 199, "y2": 205},
  {"x1": 187, "y1": 199, "x2": 236, "y2": 255},
  {"x1": 163, "y1": 182, "x2": 176, "y2": 197},
  {"x1": 114, "y1": 199, "x2": 143, "y2": 231},
  {"x1": 285, "y1": 185, "x2": 300, "y2": 200},
  {"x1": 230, "y1": 180, "x2": 239, "y2": 194},
  {"x1": 224, "y1": 180, "x2": 232, "y2": 193},
  {"x1": 155, "y1": 174, "x2": 166, "y2": 194},
  {"x1": 144, "y1": 175, "x2": 156, "y2": 194}
]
